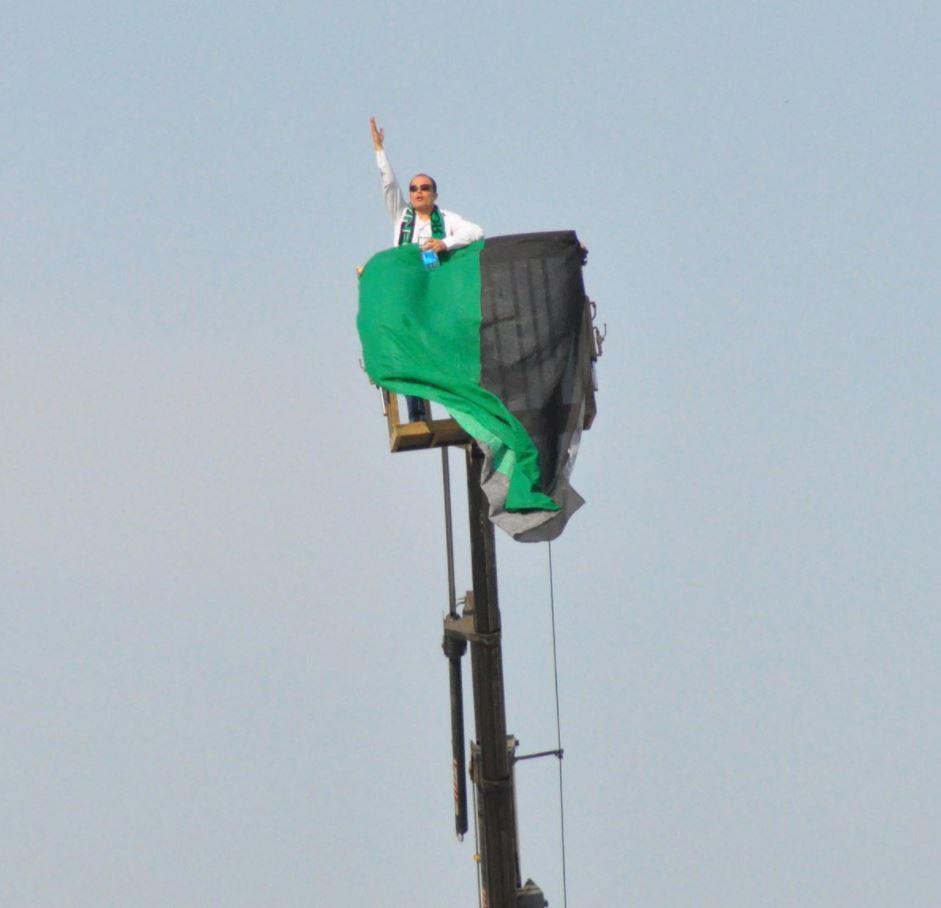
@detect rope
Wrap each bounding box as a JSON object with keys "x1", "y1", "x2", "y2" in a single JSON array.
[{"x1": 548, "y1": 540, "x2": 569, "y2": 908}]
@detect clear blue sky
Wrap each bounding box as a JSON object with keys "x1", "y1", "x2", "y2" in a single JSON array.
[{"x1": 3, "y1": 2, "x2": 938, "y2": 905}]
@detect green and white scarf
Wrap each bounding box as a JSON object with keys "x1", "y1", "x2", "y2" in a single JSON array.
[{"x1": 398, "y1": 205, "x2": 445, "y2": 246}]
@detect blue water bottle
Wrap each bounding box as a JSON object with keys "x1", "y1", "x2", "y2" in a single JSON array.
[{"x1": 421, "y1": 247, "x2": 440, "y2": 270}]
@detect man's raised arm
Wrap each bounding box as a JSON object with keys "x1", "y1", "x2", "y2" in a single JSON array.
[
  {"x1": 369, "y1": 116, "x2": 384, "y2": 152},
  {"x1": 370, "y1": 117, "x2": 405, "y2": 222}
]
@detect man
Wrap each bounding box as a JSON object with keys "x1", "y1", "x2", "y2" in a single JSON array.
[{"x1": 369, "y1": 117, "x2": 484, "y2": 422}]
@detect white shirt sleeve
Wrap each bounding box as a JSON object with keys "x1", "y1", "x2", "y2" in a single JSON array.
[
  {"x1": 442, "y1": 211, "x2": 485, "y2": 251},
  {"x1": 376, "y1": 150, "x2": 406, "y2": 223}
]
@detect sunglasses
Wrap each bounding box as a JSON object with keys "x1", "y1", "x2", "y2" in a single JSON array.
[{"x1": 409, "y1": 183, "x2": 433, "y2": 193}]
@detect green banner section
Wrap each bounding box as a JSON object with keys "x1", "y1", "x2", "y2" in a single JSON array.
[{"x1": 357, "y1": 243, "x2": 558, "y2": 513}]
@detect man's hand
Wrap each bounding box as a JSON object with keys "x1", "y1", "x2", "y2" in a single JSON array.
[
  {"x1": 422, "y1": 238, "x2": 447, "y2": 253},
  {"x1": 370, "y1": 117, "x2": 384, "y2": 151}
]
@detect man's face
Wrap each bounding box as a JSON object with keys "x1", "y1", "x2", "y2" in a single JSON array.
[{"x1": 409, "y1": 174, "x2": 437, "y2": 214}]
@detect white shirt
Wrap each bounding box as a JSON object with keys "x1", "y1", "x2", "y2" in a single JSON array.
[{"x1": 376, "y1": 150, "x2": 484, "y2": 250}]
